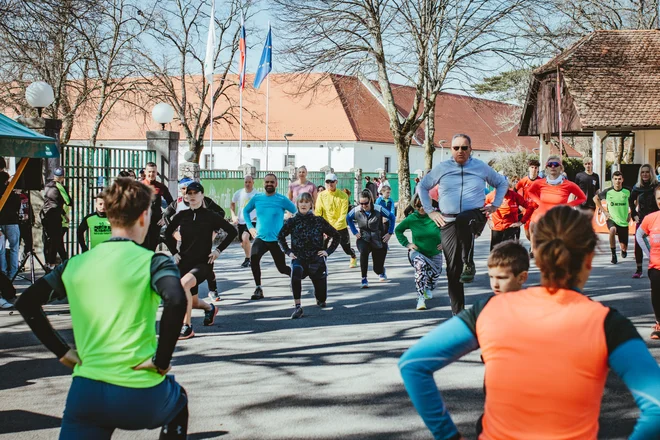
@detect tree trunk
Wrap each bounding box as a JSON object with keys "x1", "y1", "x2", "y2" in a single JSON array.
[
  {"x1": 616, "y1": 136, "x2": 625, "y2": 164},
  {"x1": 396, "y1": 137, "x2": 412, "y2": 220},
  {"x1": 424, "y1": 104, "x2": 436, "y2": 170},
  {"x1": 625, "y1": 136, "x2": 635, "y2": 164},
  {"x1": 191, "y1": 140, "x2": 202, "y2": 164}
]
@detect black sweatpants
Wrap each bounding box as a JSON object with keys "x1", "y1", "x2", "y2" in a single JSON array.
[
  {"x1": 291, "y1": 257, "x2": 327, "y2": 303},
  {"x1": 356, "y1": 239, "x2": 387, "y2": 278},
  {"x1": 143, "y1": 221, "x2": 162, "y2": 251},
  {"x1": 42, "y1": 210, "x2": 68, "y2": 265},
  {"x1": 250, "y1": 238, "x2": 291, "y2": 286},
  {"x1": 648, "y1": 268, "x2": 660, "y2": 322},
  {"x1": 441, "y1": 209, "x2": 487, "y2": 314},
  {"x1": 325, "y1": 228, "x2": 356, "y2": 259},
  {"x1": 490, "y1": 227, "x2": 520, "y2": 251}
]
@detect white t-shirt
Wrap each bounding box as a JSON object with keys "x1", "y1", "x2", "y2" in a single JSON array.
[{"x1": 232, "y1": 188, "x2": 257, "y2": 224}]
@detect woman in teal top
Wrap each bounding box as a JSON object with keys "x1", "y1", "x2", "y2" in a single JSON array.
[{"x1": 395, "y1": 193, "x2": 442, "y2": 310}]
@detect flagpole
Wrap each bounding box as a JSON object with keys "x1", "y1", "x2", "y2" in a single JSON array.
[
  {"x1": 210, "y1": 76, "x2": 214, "y2": 169},
  {"x1": 266, "y1": 72, "x2": 269, "y2": 170},
  {"x1": 239, "y1": 84, "x2": 243, "y2": 165}
]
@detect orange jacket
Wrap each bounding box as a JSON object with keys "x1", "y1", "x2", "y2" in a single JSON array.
[
  {"x1": 485, "y1": 189, "x2": 534, "y2": 231},
  {"x1": 527, "y1": 178, "x2": 586, "y2": 224}
]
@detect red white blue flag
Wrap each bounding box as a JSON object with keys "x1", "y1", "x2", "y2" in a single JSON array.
[{"x1": 238, "y1": 15, "x2": 246, "y2": 90}]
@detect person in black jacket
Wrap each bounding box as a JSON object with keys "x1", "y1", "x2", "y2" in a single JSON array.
[
  {"x1": 142, "y1": 162, "x2": 173, "y2": 251},
  {"x1": 630, "y1": 164, "x2": 659, "y2": 279},
  {"x1": 40, "y1": 166, "x2": 72, "y2": 270},
  {"x1": 165, "y1": 182, "x2": 237, "y2": 340},
  {"x1": 0, "y1": 172, "x2": 21, "y2": 279},
  {"x1": 278, "y1": 192, "x2": 339, "y2": 319},
  {"x1": 574, "y1": 157, "x2": 600, "y2": 213}
]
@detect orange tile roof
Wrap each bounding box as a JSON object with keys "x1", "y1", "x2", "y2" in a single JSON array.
[{"x1": 61, "y1": 73, "x2": 548, "y2": 153}]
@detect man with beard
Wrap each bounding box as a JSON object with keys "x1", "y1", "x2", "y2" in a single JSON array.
[{"x1": 243, "y1": 174, "x2": 297, "y2": 300}]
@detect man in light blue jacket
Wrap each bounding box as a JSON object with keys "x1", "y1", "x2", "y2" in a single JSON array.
[{"x1": 418, "y1": 134, "x2": 508, "y2": 314}]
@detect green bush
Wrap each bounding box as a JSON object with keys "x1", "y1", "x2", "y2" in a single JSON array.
[
  {"x1": 492, "y1": 148, "x2": 539, "y2": 180},
  {"x1": 562, "y1": 158, "x2": 584, "y2": 181}
]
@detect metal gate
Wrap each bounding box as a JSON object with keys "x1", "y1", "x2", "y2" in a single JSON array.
[{"x1": 61, "y1": 145, "x2": 156, "y2": 256}]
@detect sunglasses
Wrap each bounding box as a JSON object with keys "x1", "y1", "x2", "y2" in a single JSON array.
[
  {"x1": 546, "y1": 162, "x2": 562, "y2": 168},
  {"x1": 359, "y1": 202, "x2": 370, "y2": 206},
  {"x1": 325, "y1": 180, "x2": 337, "y2": 184},
  {"x1": 452, "y1": 146, "x2": 469, "y2": 151}
]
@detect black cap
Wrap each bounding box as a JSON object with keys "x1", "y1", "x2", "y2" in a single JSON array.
[{"x1": 186, "y1": 182, "x2": 204, "y2": 194}]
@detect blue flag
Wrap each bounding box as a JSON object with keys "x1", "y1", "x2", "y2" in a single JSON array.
[{"x1": 253, "y1": 27, "x2": 272, "y2": 89}]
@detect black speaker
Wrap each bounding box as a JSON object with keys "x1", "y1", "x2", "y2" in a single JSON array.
[{"x1": 15, "y1": 158, "x2": 44, "y2": 190}]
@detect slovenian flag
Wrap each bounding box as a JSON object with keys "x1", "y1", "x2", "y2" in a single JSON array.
[
  {"x1": 253, "y1": 25, "x2": 272, "y2": 89},
  {"x1": 238, "y1": 15, "x2": 246, "y2": 90}
]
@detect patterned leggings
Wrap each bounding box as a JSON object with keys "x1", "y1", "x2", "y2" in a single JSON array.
[{"x1": 411, "y1": 252, "x2": 443, "y2": 299}]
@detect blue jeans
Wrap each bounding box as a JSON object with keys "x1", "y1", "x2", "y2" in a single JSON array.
[
  {"x1": 59, "y1": 375, "x2": 187, "y2": 440},
  {"x1": 0, "y1": 224, "x2": 20, "y2": 278}
]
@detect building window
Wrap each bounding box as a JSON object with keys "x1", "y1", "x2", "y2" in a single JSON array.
[
  {"x1": 384, "y1": 156, "x2": 391, "y2": 173},
  {"x1": 203, "y1": 154, "x2": 214, "y2": 169},
  {"x1": 284, "y1": 155, "x2": 295, "y2": 168},
  {"x1": 252, "y1": 158, "x2": 261, "y2": 171}
]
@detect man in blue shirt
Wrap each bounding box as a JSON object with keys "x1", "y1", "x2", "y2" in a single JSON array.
[
  {"x1": 244, "y1": 173, "x2": 297, "y2": 300},
  {"x1": 418, "y1": 134, "x2": 508, "y2": 314}
]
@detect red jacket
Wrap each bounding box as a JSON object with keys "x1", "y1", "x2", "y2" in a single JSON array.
[{"x1": 486, "y1": 189, "x2": 534, "y2": 231}]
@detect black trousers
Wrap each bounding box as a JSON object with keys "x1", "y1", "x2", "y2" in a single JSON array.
[
  {"x1": 648, "y1": 268, "x2": 660, "y2": 322},
  {"x1": 0, "y1": 271, "x2": 16, "y2": 301},
  {"x1": 291, "y1": 257, "x2": 327, "y2": 302},
  {"x1": 441, "y1": 209, "x2": 487, "y2": 314},
  {"x1": 19, "y1": 222, "x2": 33, "y2": 252},
  {"x1": 250, "y1": 238, "x2": 291, "y2": 286},
  {"x1": 356, "y1": 239, "x2": 387, "y2": 278},
  {"x1": 325, "y1": 228, "x2": 356, "y2": 259},
  {"x1": 490, "y1": 227, "x2": 520, "y2": 251},
  {"x1": 142, "y1": 221, "x2": 162, "y2": 251},
  {"x1": 42, "y1": 210, "x2": 68, "y2": 265}
]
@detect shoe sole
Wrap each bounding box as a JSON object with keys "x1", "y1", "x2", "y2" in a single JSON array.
[
  {"x1": 291, "y1": 312, "x2": 304, "y2": 319},
  {"x1": 178, "y1": 330, "x2": 195, "y2": 340},
  {"x1": 251, "y1": 295, "x2": 264, "y2": 300},
  {"x1": 651, "y1": 334, "x2": 660, "y2": 340},
  {"x1": 379, "y1": 278, "x2": 388, "y2": 282},
  {"x1": 204, "y1": 306, "x2": 218, "y2": 326},
  {"x1": 417, "y1": 305, "x2": 427, "y2": 310},
  {"x1": 361, "y1": 285, "x2": 369, "y2": 289}
]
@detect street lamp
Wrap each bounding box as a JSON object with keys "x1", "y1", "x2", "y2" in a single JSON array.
[
  {"x1": 284, "y1": 133, "x2": 294, "y2": 167},
  {"x1": 152, "y1": 102, "x2": 174, "y2": 130},
  {"x1": 438, "y1": 139, "x2": 447, "y2": 161},
  {"x1": 25, "y1": 81, "x2": 55, "y2": 117}
]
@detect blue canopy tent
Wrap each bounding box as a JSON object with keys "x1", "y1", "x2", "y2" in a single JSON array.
[{"x1": 0, "y1": 113, "x2": 60, "y2": 211}]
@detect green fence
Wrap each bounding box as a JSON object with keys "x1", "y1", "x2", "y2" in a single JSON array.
[{"x1": 61, "y1": 145, "x2": 157, "y2": 256}]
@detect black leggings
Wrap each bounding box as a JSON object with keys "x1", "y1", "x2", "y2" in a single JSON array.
[
  {"x1": 648, "y1": 268, "x2": 660, "y2": 322},
  {"x1": 356, "y1": 239, "x2": 387, "y2": 278},
  {"x1": 42, "y1": 210, "x2": 68, "y2": 265},
  {"x1": 291, "y1": 257, "x2": 327, "y2": 302},
  {"x1": 250, "y1": 238, "x2": 291, "y2": 285},
  {"x1": 325, "y1": 228, "x2": 356, "y2": 259}
]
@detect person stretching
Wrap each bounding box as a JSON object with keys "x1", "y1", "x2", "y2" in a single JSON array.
[
  {"x1": 16, "y1": 178, "x2": 190, "y2": 439},
  {"x1": 316, "y1": 173, "x2": 358, "y2": 268},
  {"x1": 395, "y1": 193, "x2": 442, "y2": 311},
  {"x1": 347, "y1": 190, "x2": 395, "y2": 288},
  {"x1": 486, "y1": 181, "x2": 534, "y2": 251},
  {"x1": 278, "y1": 192, "x2": 340, "y2": 318},
  {"x1": 630, "y1": 164, "x2": 658, "y2": 278},
  {"x1": 400, "y1": 205, "x2": 660, "y2": 440},
  {"x1": 636, "y1": 184, "x2": 660, "y2": 339},
  {"x1": 594, "y1": 170, "x2": 631, "y2": 265},
  {"x1": 77, "y1": 193, "x2": 112, "y2": 252},
  {"x1": 165, "y1": 182, "x2": 237, "y2": 340},
  {"x1": 243, "y1": 173, "x2": 297, "y2": 300}
]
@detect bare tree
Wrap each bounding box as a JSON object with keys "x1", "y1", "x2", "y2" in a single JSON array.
[
  {"x1": 135, "y1": 0, "x2": 256, "y2": 162},
  {"x1": 273, "y1": 0, "x2": 527, "y2": 209}
]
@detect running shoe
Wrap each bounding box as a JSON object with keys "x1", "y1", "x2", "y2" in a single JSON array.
[
  {"x1": 651, "y1": 323, "x2": 660, "y2": 340},
  {"x1": 241, "y1": 258, "x2": 251, "y2": 268},
  {"x1": 0, "y1": 298, "x2": 13, "y2": 309},
  {"x1": 316, "y1": 300, "x2": 327, "y2": 308},
  {"x1": 208, "y1": 290, "x2": 220, "y2": 302},
  {"x1": 291, "y1": 307, "x2": 304, "y2": 319},
  {"x1": 632, "y1": 270, "x2": 643, "y2": 279},
  {"x1": 251, "y1": 287, "x2": 264, "y2": 300},
  {"x1": 621, "y1": 250, "x2": 627, "y2": 258},
  {"x1": 349, "y1": 257, "x2": 358, "y2": 268},
  {"x1": 423, "y1": 289, "x2": 433, "y2": 300},
  {"x1": 361, "y1": 278, "x2": 369, "y2": 289},
  {"x1": 179, "y1": 324, "x2": 194, "y2": 340},
  {"x1": 379, "y1": 268, "x2": 388, "y2": 282},
  {"x1": 460, "y1": 263, "x2": 476, "y2": 283},
  {"x1": 203, "y1": 304, "x2": 218, "y2": 326},
  {"x1": 416, "y1": 297, "x2": 427, "y2": 310},
  {"x1": 611, "y1": 255, "x2": 618, "y2": 265}
]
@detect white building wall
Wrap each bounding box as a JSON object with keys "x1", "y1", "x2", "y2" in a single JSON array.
[{"x1": 634, "y1": 130, "x2": 660, "y2": 167}]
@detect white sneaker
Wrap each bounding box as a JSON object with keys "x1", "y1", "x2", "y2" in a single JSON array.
[
  {"x1": 416, "y1": 297, "x2": 427, "y2": 310},
  {"x1": 0, "y1": 298, "x2": 13, "y2": 309},
  {"x1": 423, "y1": 289, "x2": 433, "y2": 300}
]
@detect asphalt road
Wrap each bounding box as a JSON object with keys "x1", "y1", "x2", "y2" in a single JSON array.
[{"x1": 0, "y1": 232, "x2": 658, "y2": 439}]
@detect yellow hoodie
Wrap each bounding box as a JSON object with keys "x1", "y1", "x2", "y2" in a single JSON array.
[{"x1": 316, "y1": 189, "x2": 349, "y2": 230}]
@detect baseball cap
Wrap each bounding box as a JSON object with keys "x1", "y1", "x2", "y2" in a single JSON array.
[
  {"x1": 325, "y1": 173, "x2": 338, "y2": 182},
  {"x1": 53, "y1": 167, "x2": 64, "y2": 177},
  {"x1": 186, "y1": 182, "x2": 204, "y2": 193},
  {"x1": 178, "y1": 177, "x2": 193, "y2": 188}
]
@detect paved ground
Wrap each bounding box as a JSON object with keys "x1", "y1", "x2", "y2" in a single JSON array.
[{"x1": 1, "y1": 233, "x2": 658, "y2": 439}]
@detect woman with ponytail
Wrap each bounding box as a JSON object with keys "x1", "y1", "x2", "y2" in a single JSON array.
[{"x1": 400, "y1": 205, "x2": 660, "y2": 440}]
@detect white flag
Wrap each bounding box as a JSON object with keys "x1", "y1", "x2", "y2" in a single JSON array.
[{"x1": 203, "y1": 0, "x2": 216, "y2": 82}]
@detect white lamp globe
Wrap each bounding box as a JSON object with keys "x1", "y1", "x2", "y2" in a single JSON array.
[
  {"x1": 25, "y1": 81, "x2": 55, "y2": 113},
  {"x1": 152, "y1": 103, "x2": 174, "y2": 129}
]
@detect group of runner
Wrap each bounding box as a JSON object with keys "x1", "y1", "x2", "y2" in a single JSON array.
[{"x1": 13, "y1": 133, "x2": 660, "y2": 439}]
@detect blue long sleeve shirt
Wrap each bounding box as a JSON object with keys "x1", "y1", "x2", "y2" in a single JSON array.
[
  {"x1": 244, "y1": 193, "x2": 297, "y2": 242},
  {"x1": 418, "y1": 157, "x2": 508, "y2": 215},
  {"x1": 346, "y1": 205, "x2": 396, "y2": 235}
]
